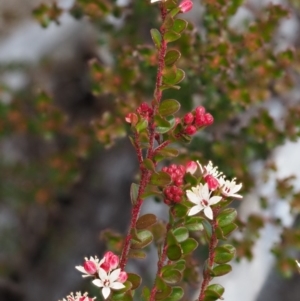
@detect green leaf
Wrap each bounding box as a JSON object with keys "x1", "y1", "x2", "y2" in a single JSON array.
[
  {"x1": 221, "y1": 223, "x2": 238, "y2": 237},
  {"x1": 136, "y1": 119, "x2": 148, "y2": 133},
  {"x1": 185, "y1": 216, "x2": 204, "y2": 231},
  {"x1": 172, "y1": 203, "x2": 188, "y2": 218},
  {"x1": 128, "y1": 249, "x2": 147, "y2": 259},
  {"x1": 155, "y1": 115, "x2": 176, "y2": 134},
  {"x1": 158, "y1": 99, "x2": 181, "y2": 116},
  {"x1": 212, "y1": 264, "x2": 232, "y2": 277},
  {"x1": 136, "y1": 214, "x2": 157, "y2": 230},
  {"x1": 150, "y1": 28, "x2": 162, "y2": 49},
  {"x1": 167, "y1": 244, "x2": 182, "y2": 261},
  {"x1": 163, "y1": 15, "x2": 174, "y2": 29},
  {"x1": 142, "y1": 287, "x2": 150, "y2": 301},
  {"x1": 143, "y1": 158, "x2": 156, "y2": 172},
  {"x1": 180, "y1": 238, "x2": 198, "y2": 255},
  {"x1": 155, "y1": 147, "x2": 179, "y2": 159},
  {"x1": 214, "y1": 245, "x2": 236, "y2": 264},
  {"x1": 131, "y1": 229, "x2": 153, "y2": 249},
  {"x1": 165, "y1": 49, "x2": 181, "y2": 66},
  {"x1": 150, "y1": 171, "x2": 172, "y2": 186},
  {"x1": 204, "y1": 284, "x2": 225, "y2": 301},
  {"x1": 155, "y1": 277, "x2": 172, "y2": 300},
  {"x1": 165, "y1": 0, "x2": 177, "y2": 9},
  {"x1": 162, "y1": 65, "x2": 177, "y2": 81},
  {"x1": 127, "y1": 273, "x2": 142, "y2": 290},
  {"x1": 141, "y1": 185, "x2": 161, "y2": 199},
  {"x1": 174, "y1": 259, "x2": 186, "y2": 271},
  {"x1": 167, "y1": 231, "x2": 178, "y2": 245},
  {"x1": 172, "y1": 19, "x2": 188, "y2": 33},
  {"x1": 217, "y1": 208, "x2": 237, "y2": 227},
  {"x1": 173, "y1": 227, "x2": 189, "y2": 242},
  {"x1": 164, "y1": 287, "x2": 184, "y2": 301},
  {"x1": 184, "y1": 172, "x2": 198, "y2": 186},
  {"x1": 164, "y1": 31, "x2": 181, "y2": 43},
  {"x1": 130, "y1": 183, "x2": 139, "y2": 205},
  {"x1": 162, "y1": 269, "x2": 182, "y2": 284},
  {"x1": 174, "y1": 68, "x2": 185, "y2": 84}
]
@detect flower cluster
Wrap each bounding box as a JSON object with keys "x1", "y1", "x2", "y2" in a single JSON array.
[
  {"x1": 186, "y1": 161, "x2": 243, "y2": 219},
  {"x1": 75, "y1": 252, "x2": 127, "y2": 300},
  {"x1": 162, "y1": 164, "x2": 186, "y2": 205},
  {"x1": 59, "y1": 292, "x2": 95, "y2": 301},
  {"x1": 150, "y1": 0, "x2": 194, "y2": 14},
  {"x1": 183, "y1": 106, "x2": 214, "y2": 135}
]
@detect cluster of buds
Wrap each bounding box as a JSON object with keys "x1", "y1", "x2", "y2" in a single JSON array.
[
  {"x1": 183, "y1": 106, "x2": 214, "y2": 135},
  {"x1": 186, "y1": 161, "x2": 243, "y2": 220},
  {"x1": 75, "y1": 252, "x2": 127, "y2": 300},
  {"x1": 125, "y1": 102, "x2": 153, "y2": 125},
  {"x1": 60, "y1": 292, "x2": 95, "y2": 301},
  {"x1": 162, "y1": 164, "x2": 186, "y2": 205}
]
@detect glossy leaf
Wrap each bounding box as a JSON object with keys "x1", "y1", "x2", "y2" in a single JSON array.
[
  {"x1": 131, "y1": 229, "x2": 153, "y2": 249},
  {"x1": 180, "y1": 238, "x2": 198, "y2": 255},
  {"x1": 164, "y1": 287, "x2": 184, "y2": 301},
  {"x1": 162, "y1": 65, "x2": 177, "y2": 81},
  {"x1": 164, "y1": 31, "x2": 181, "y2": 43},
  {"x1": 214, "y1": 245, "x2": 236, "y2": 264},
  {"x1": 204, "y1": 283, "x2": 225, "y2": 301},
  {"x1": 142, "y1": 287, "x2": 150, "y2": 301},
  {"x1": 155, "y1": 147, "x2": 179, "y2": 159},
  {"x1": 150, "y1": 28, "x2": 162, "y2": 49},
  {"x1": 155, "y1": 115, "x2": 176, "y2": 134},
  {"x1": 167, "y1": 244, "x2": 182, "y2": 261},
  {"x1": 221, "y1": 223, "x2": 238, "y2": 237},
  {"x1": 185, "y1": 216, "x2": 204, "y2": 231},
  {"x1": 136, "y1": 119, "x2": 148, "y2": 133},
  {"x1": 150, "y1": 171, "x2": 172, "y2": 186},
  {"x1": 155, "y1": 277, "x2": 172, "y2": 300},
  {"x1": 172, "y1": 19, "x2": 188, "y2": 33},
  {"x1": 165, "y1": 49, "x2": 181, "y2": 66},
  {"x1": 158, "y1": 99, "x2": 180, "y2": 116},
  {"x1": 143, "y1": 158, "x2": 156, "y2": 172},
  {"x1": 162, "y1": 269, "x2": 182, "y2": 284},
  {"x1": 136, "y1": 213, "x2": 157, "y2": 230},
  {"x1": 217, "y1": 208, "x2": 237, "y2": 227},
  {"x1": 212, "y1": 264, "x2": 232, "y2": 277},
  {"x1": 127, "y1": 273, "x2": 142, "y2": 290},
  {"x1": 173, "y1": 227, "x2": 189, "y2": 242},
  {"x1": 130, "y1": 183, "x2": 139, "y2": 205}
]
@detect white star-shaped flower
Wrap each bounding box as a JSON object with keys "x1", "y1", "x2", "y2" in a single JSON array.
[
  {"x1": 92, "y1": 268, "x2": 125, "y2": 300},
  {"x1": 219, "y1": 176, "x2": 242, "y2": 199},
  {"x1": 186, "y1": 183, "x2": 222, "y2": 219},
  {"x1": 59, "y1": 291, "x2": 96, "y2": 301},
  {"x1": 75, "y1": 256, "x2": 101, "y2": 277},
  {"x1": 198, "y1": 161, "x2": 223, "y2": 179}
]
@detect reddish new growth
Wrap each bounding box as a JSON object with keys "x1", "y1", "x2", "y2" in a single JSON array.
[
  {"x1": 137, "y1": 102, "x2": 153, "y2": 121},
  {"x1": 183, "y1": 106, "x2": 214, "y2": 135},
  {"x1": 162, "y1": 164, "x2": 186, "y2": 204}
]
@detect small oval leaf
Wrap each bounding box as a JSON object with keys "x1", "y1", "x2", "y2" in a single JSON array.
[
  {"x1": 164, "y1": 30, "x2": 181, "y2": 43},
  {"x1": 172, "y1": 19, "x2": 188, "y2": 33},
  {"x1": 127, "y1": 273, "x2": 142, "y2": 290},
  {"x1": 180, "y1": 238, "x2": 198, "y2": 255},
  {"x1": 217, "y1": 208, "x2": 237, "y2": 227},
  {"x1": 165, "y1": 49, "x2": 181, "y2": 66},
  {"x1": 150, "y1": 171, "x2": 172, "y2": 186},
  {"x1": 173, "y1": 227, "x2": 189, "y2": 242},
  {"x1": 158, "y1": 99, "x2": 180, "y2": 116},
  {"x1": 212, "y1": 264, "x2": 232, "y2": 277},
  {"x1": 136, "y1": 214, "x2": 157, "y2": 230},
  {"x1": 214, "y1": 246, "x2": 235, "y2": 264},
  {"x1": 130, "y1": 183, "x2": 139, "y2": 205},
  {"x1": 150, "y1": 28, "x2": 162, "y2": 49},
  {"x1": 162, "y1": 269, "x2": 182, "y2": 284},
  {"x1": 167, "y1": 244, "x2": 182, "y2": 261}
]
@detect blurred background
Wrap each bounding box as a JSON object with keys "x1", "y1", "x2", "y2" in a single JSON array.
[{"x1": 1, "y1": 0, "x2": 300, "y2": 300}]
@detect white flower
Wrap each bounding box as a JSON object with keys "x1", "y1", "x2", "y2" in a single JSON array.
[
  {"x1": 219, "y1": 176, "x2": 242, "y2": 199},
  {"x1": 92, "y1": 268, "x2": 125, "y2": 300},
  {"x1": 59, "y1": 291, "x2": 96, "y2": 301},
  {"x1": 186, "y1": 183, "x2": 222, "y2": 219},
  {"x1": 198, "y1": 161, "x2": 223, "y2": 179},
  {"x1": 75, "y1": 256, "x2": 101, "y2": 277}
]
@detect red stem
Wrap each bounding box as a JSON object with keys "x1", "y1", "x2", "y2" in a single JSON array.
[
  {"x1": 120, "y1": 3, "x2": 168, "y2": 271},
  {"x1": 198, "y1": 210, "x2": 219, "y2": 301}
]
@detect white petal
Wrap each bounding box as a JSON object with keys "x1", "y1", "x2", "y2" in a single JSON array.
[
  {"x1": 75, "y1": 266, "x2": 86, "y2": 274},
  {"x1": 92, "y1": 279, "x2": 103, "y2": 287},
  {"x1": 151, "y1": 0, "x2": 161, "y2": 2},
  {"x1": 110, "y1": 282, "x2": 125, "y2": 290},
  {"x1": 102, "y1": 287, "x2": 111, "y2": 299},
  {"x1": 186, "y1": 191, "x2": 199, "y2": 204},
  {"x1": 98, "y1": 267, "x2": 108, "y2": 280},
  {"x1": 209, "y1": 196, "x2": 222, "y2": 205},
  {"x1": 201, "y1": 183, "x2": 210, "y2": 198},
  {"x1": 109, "y1": 268, "x2": 121, "y2": 282},
  {"x1": 188, "y1": 205, "x2": 202, "y2": 216},
  {"x1": 204, "y1": 207, "x2": 213, "y2": 220}
]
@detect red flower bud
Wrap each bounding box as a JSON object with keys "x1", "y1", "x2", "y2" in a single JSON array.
[
  {"x1": 83, "y1": 261, "x2": 97, "y2": 274},
  {"x1": 183, "y1": 112, "x2": 194, "y2": 124},
  {"x1": 184, "y1": 125, "x2": 197, "y2": 135},
  {"x1": 204, "y1": 113, "x2": 214, "y2": 125},
  {"x1": 186, "y1": 161, "x2": 197, "y2": 174},
  {"x1": 205, "y1": 175, "x2": 219, "y2": 191}
]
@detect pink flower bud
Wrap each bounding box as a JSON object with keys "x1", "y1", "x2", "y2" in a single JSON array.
[
  {"x1": 118, "y1": 271, "x2": 128, "y2": 283},
  {"x1": 125, "y1": 113, "x2": 138, "y2": 125},
  {"x1": 104, "y1": 251, "x2": 119, "y2": 270},
  {"x1": 186, "y1": 161, "x2": 197, "y2": 175},
  {"x1": 83, "y1": 261, "x2": 97, "y2": 274},
  {"x1": 205, "y1": 175, "x2": 219, "y2": 191},
  {"x1": 183, "y1": 112, "x2": 194, "y2": 124},
  {"x1": 179, "y1": 0, "x2": 193, "y2": 13},
  {"x1": 184, "y1": 125, "x2": 197, "y2": 135},
  {"x1": 203, "y1": 113, "x2": 214, "y2": 126},
  {"x1": 195, "y1": 106, "x2": 206, "y2": 116}
]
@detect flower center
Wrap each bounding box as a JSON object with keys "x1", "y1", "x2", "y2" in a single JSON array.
[
  {"x1": 201, "y1": 199, "x2": 208, "y2": 207},
  {"x1": 103, "y1": 279, "x2": 110, "y2": 287}
]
